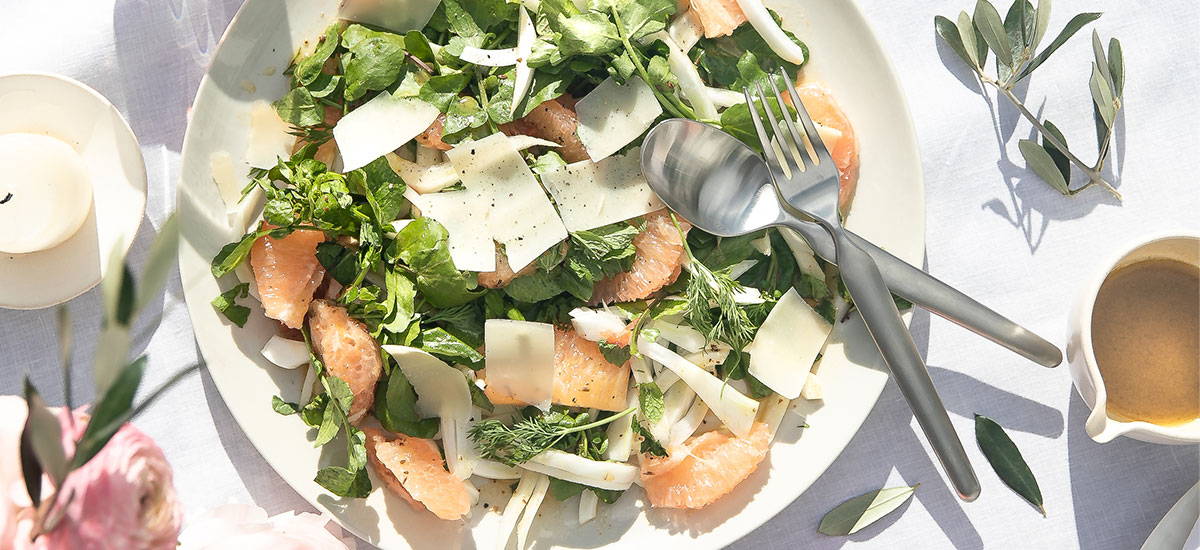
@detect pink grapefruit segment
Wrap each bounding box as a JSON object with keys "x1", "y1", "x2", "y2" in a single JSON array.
[
  {"x1": 249, "y1": 223, "x2": 327, "y2": 329},
  {"x1": 307, "y1": 299, "x2": 383, "y2": 423},
  {"x1": 365, "y1": 428, "x2": 473, "y2": 521},
  {"x1": 480, "y1": 328, "x2": 631, "y2": 412},
  {"x1": 589, "y1": 210, "x2": 690, "y2": 305},
  {"x1": 640, "y1": 421, "x2": 771, "y2": 509}
]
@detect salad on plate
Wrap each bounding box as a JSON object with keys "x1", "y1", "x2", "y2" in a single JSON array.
[{"x1": 209, "y1": 0, "x2": 871, "y2": 545}]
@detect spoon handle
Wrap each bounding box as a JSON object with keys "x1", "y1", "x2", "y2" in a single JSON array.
[
  {"x1": 826, "y1": 226, "x2": 981, "y2": 502},
  {"x1": 781, "y1": 224, "x2": 1062, "y2": 368}
]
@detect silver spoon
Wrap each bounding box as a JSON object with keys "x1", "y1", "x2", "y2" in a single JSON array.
[{"x1": 639, "y1": 119, "x2": 1061, "y2": 369}]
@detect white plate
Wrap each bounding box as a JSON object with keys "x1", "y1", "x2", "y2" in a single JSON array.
[
  {"x1": 1141, "y1": 482, "x2": 1199, "y2": 550},
  {"x1": 176, "y1": 1, "x2": 925, "y2": 548},
  {"x1": 0, "y1": 73, "x2": 146, "y2": 310}
]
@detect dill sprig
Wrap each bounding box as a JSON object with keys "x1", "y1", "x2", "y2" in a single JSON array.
[
  {"x1": 669, "y1": 213, "x2": 755, "y2": 349},
  {"x1": 469, "y1": 407, "x2": 635, "y2": 466}
]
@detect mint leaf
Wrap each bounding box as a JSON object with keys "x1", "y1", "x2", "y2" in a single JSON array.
[
  {"x1": 294, "y1": 24, "x2": 341, "y2": 86},
  {"x1": 342, "y1": 25, "x2": 409, "y2": 101},
  {"x1": 418, "y1": 327, "x2": 484, "y2": 368},
  {"x1": 212, "y1": 227, "x2": 292, "y2": 278},
  {"x1": 211, "y1": 283, "x2": 251, "y2": 327},
  {"x1": 273, "y1": 87, "x2": 324, "y2": 127},
  {"x1": 599, "y1": 341, "x2": 631, "y2": 366},
  {"x1": 272, "y1": 395, "x2": 299, "y2": 415},
  {"x1": 637, "y1": 382, "x2": 664, "y2": 422},
  {"x1": 374, "y1": 365, "x2": 440, "y2": 438}
]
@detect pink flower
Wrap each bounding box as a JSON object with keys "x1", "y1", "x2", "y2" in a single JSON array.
[
  {"x1": 1, "y1": 397, "x2": 36, "y2": 550},
  {"x1": 0, "y1": 396, "x2": 182, "y2": 550},
  {"x1": 178, "y1": 503, "x2": 352, "y2": 550}
]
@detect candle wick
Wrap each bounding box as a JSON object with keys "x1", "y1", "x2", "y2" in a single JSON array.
[{"x1": 0, "y1": 193, "x2": 11, "y2": 205}]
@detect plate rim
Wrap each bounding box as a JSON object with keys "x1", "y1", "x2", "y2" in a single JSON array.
[{"x1": 175, "y1": 0, "x2": 926, "y2": 547}]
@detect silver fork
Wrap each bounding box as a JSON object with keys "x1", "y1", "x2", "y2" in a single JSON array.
[{"x1": 744, "y1": 73, "x2": 980, "y2": 501}]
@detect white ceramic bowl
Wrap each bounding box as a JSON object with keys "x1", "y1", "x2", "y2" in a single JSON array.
[
  {"x1": 176, "y1": 0, "x2": 926, "y2": 547},
  {"x1": 1067, "y1": 231, "x2": 1200, "y2": 445}
]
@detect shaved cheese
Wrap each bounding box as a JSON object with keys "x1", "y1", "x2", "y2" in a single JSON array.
[
  {"x1": 668, "y1": 397, "x2": 710, "y2": 448},
  {"x1": 652, "y1": 32, "x2": 717, "y2": 120},
  {"x1": 246, "y1": 100, "x2": 293, "y2": 169},
  {"x1": 757, "y1": 393, "x2": 792, "y2": 441},
  {"x1": 733, "y1": 286, "x2": 766, "y2": 305},
  {"x1": 648, "y1": 320, "x2": 706, "y2": 353},
  {"x1": 576, "y1": 77, "x2": 663, "y2": 162},
  {"x1": 340, "y1": 0, "x2": 440, "y2": 33},
  {"x1": 729, "y1": 259, "x2": 758, "y2": 280},
  {"x1": 744, "y1": 288, "x2": 831, "y2": 399},
  {"x1": 504, "y1": 135, "x2": 559, "y2": 151},
  {"x1": 511, "y1": 6, "x2": 536, "y2": 115},
  {"x1": 640, "y1": 340, "x2": 759, "y2": 437},
  {"x1": 604, "y1": 391, "x2": 638, "y2": 462},
  {"x1": 523, "y1": 450, "x2": 638, "y2": 490},
  {"x1": 209, "y1": 150, "x2": 243, "y2": 209},
  {"x1": 415, "y1": 144, "x2": 441, "y2": 166},
  {"x1": 569, "y1": 307, "x2": 628, "y2": 342},
  {"x1": 516, "y1": 474, "x2": 550, "y2": 550},
  {"x1": 382, "y1": 345, "x2": 477, "y2": 479},
  {"x1": 484, "y1": 320, "x2": 556, "y2": 411},
  {"x1": 578, "y1": 490, "x2": 598, "y2": 525},
  {"x1": 496, "y1": 472, "x2": 541, "y2": 550},
  {"x1": 540, "y1": 148, "x2": 665, "y2": 232},
  {"x1": 460, "y1": 46, "x2": 520, "y2": 66},
  {"x1": 386, "y1": 153, "x2": 461, "y2": 194},
  {"x1": 403, "y1": 188, "x2": 495, "y2": 272},
  {"x1": 734, "y1": 0, "x2": 807, "y2": 64},
  {"x1": 333, "y1": 91, "x2": 440, "y2": 171},
  {"x1": 446, "y1": 133, "x2": 567, "y2": 271},
  {"x1": 800, "y1": 371, "x2": 823, "y2": 400},
  {"x1": 260, "y1": 336, "x2": 308, "y2": 369}
]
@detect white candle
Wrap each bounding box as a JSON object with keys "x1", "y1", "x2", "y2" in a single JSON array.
[{"x1": 0, "y1": 133, "x2": 93, "y2": 254}]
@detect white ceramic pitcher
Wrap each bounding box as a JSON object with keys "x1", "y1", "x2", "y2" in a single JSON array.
[{"x1": 1066, "y1": 231, "x2": 1200, "y2": 445}]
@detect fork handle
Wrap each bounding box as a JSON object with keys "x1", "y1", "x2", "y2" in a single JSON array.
[
  {"x1": 782, "y1": 224, "x2": 1062, "y2": 368},
  {"x1": 827, "y1": 225, "x2": 981, "y2": 501}
]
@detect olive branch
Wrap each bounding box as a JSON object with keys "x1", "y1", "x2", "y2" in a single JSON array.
[{"x1": 935, "y1": 0, "x2": 1124, "y2": 199}]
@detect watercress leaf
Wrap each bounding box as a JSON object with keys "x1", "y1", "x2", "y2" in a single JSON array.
[
  {"x1": 404, "y1": 31, "x2": 437, "y2": 64},
  {"x1": 313, "y1": 396, "x2": 343, "y2": 447},
  {"x1": 972, "y1": 0, "x2": 1011, "y2": 67},
  {"x1": 1018, "y1": 139, "x2": 1069, "y2": 194},
  {"x1": 1015, "y1": 12, "x2": 1101, "y2": 81},
  {"x1": 212, "y1": 228, "x2": 288, "y2": 277},
  {"x1": 391, "y1": 218, "x2": 483, "y2": 308},
  {"x1": 419, "y1": 72, "x2": 472, "y2": 112},
  {"x1": 315, "y1": 241, "x2": 359, "y2": 285},
  {"x1": 548, "y1": 476, "x2": 586, "y2": 500},
  {"x1": 347, "y1": 426, "x2": 368, "y2": 471},
  {"x1": 1040, "y1": 120, "x2": 1072, "y2": 186},
  {"x1": 300, "y1": 394, "x2": 329, "y2": 426},
  {"x1": 295, "y1": 24, "x2": 341, "y2": 86},
  {"x1": 360, "y1": 156, "x2": 409, "y2": 222},
  {"x1": 631, "y1": 420, "x2": 667, "y2": 456},
  {"x1": 975, "y1": 414, "x2": 1044, "y2": 515},
  {"x1": 440, "y1": 0, "x2": 485, "y2": 40},
  {"x1": 441, "y1": 96, "x2": 491, "y2": 143},
  {"x1": 504, "y1": 270, "x2": 567, "y2": 303},
  {"x1": 554, "y1": 12, "x2": 621, "y2": 57},
  {"x1": 461, "y1": 0, "x2": 520, "y2": 33},
  {"x1": 273, "y1": 87, "x2": 324, "y2": 127},
  {"x1": 315, "y1": 465, "x2": 372, "y2": 498},
  {"x1": 272, "y1": 395, "x2": 300, "y2": 415},
  {"x1": 211, "y1": 282, "x2": 252, "y2": 327},
  {"x1": 613, "y1": 0, "x2": 676, "y2": 41},
  {"x1": 818, "y1": 485, "x2": 919, "y2": 536},
  {"x1": 529, "y1": 150, "x2": 568, "y2": 175},
  {"x1": 468, "y1": 376, "x2": 495, "y2": 412},
  {"x1": 637, "y1": 382, "x2": 664, "y2": 423},
  {"x1": 306, "y1": 72, "x2": 343, "y2": 99},
  {"x1": 342, "y1": 26, "x2": 409, "y2": 101},
  {"x1": 381, "y1": 270, "x2": 417, "y2": 333},
  {"x1": 418, "y1": 327, "x2": 485, "y2": 368}
]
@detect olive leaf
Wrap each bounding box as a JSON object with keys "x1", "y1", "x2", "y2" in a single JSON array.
[
  {"x1": 56, "y1": 306, "x2": 74, "y2": 409},
  {"x1": 1107, "y1": 37, "x2": 1124, "y2": 97},
  {"x1": 1018, "y1": 139, "x2": 1069, "y2": 194},
  {"x1": 975, "y1": 414, "x2": 1044, "y2": 516},
  {"x1": 955, "y1": 11, "x2": 986, "y2": 69},
  {"x1": 1030, "y1": 0, "x2": 1052, "y2": 52},
  {"x1": 1089, "y1": 63, "x2": 1116, "y2": 128},
  {"x1": 973, "y1": 0, "x2": 1013, "y2": 67},
  {"x1": 1040, "y1": 120, "x2": 1072, "y2": 185},
  {"x1": 819, "y1": 485, "x2": 919, "y2": 536},
  {"x1": 935, "y1": 15, "x2": 976, "y2": 70},
  {"x1": 1015, "y1": 12, "x2": 1102, "y2": 81}
]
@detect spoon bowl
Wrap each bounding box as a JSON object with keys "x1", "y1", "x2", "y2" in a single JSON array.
[{"x1": 641, "y1": 119, "x2": 786, "y2": 237}]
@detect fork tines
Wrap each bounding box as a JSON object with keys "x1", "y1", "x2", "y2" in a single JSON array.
[{"x1": 741, "y1": 69, "x2": 834, "y2": 176}]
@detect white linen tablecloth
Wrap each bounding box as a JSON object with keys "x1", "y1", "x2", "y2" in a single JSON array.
[{"x1": 1, "y1": 1, "x2": 1196, "y2": 548}]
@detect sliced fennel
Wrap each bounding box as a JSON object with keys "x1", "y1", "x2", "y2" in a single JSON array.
[
  {"x1": 639, "y1": 340, "x2": 760, "y2": 437},
  {"x1": 510, "y1": 6, "x2": 535, "y2": 115},
  {"x1": 381, "y1": 345, "x2": 477, "y2": 479},
  {"x1": 516, "y1": 474, "x2": 551, "y2": 550},
  {"x1": 604, "y1": 391, "x2": 638, "y2": 462},
  {"x1": 648, "y1": 320, "x2": 706, "y2": 353},
  {"x1": 459, "y1": 46, "x2": 521, "y2": 66},
  {"x1": 260, "y1": 335, "x2": 309, "y2": 369},
  {"x1": 734, "y1": 0, "x2": 807, "y2": 64},
  {"x1": 569, "y1": 307, "x2": 627, "y2": 342},
  {"x1": 522, "y1": 450, "x2": 638, "y2": 491},
  {"x1": 496, "y1": 471, "x2": 542, "y2": 550},
  {"x1": 578, "y1": 490, "x2": 598, "y2": 525},
  {"x1": 668, "y1": 397, "x2": 710, "y2": 448}
]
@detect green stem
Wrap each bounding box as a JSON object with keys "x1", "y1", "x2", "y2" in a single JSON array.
[
  {"x1": 559, "y1": 406, "x2": 637, "y2": 436},
  {"x1": 611, "y1": 8, "x2": 692, "y2": 119}
]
